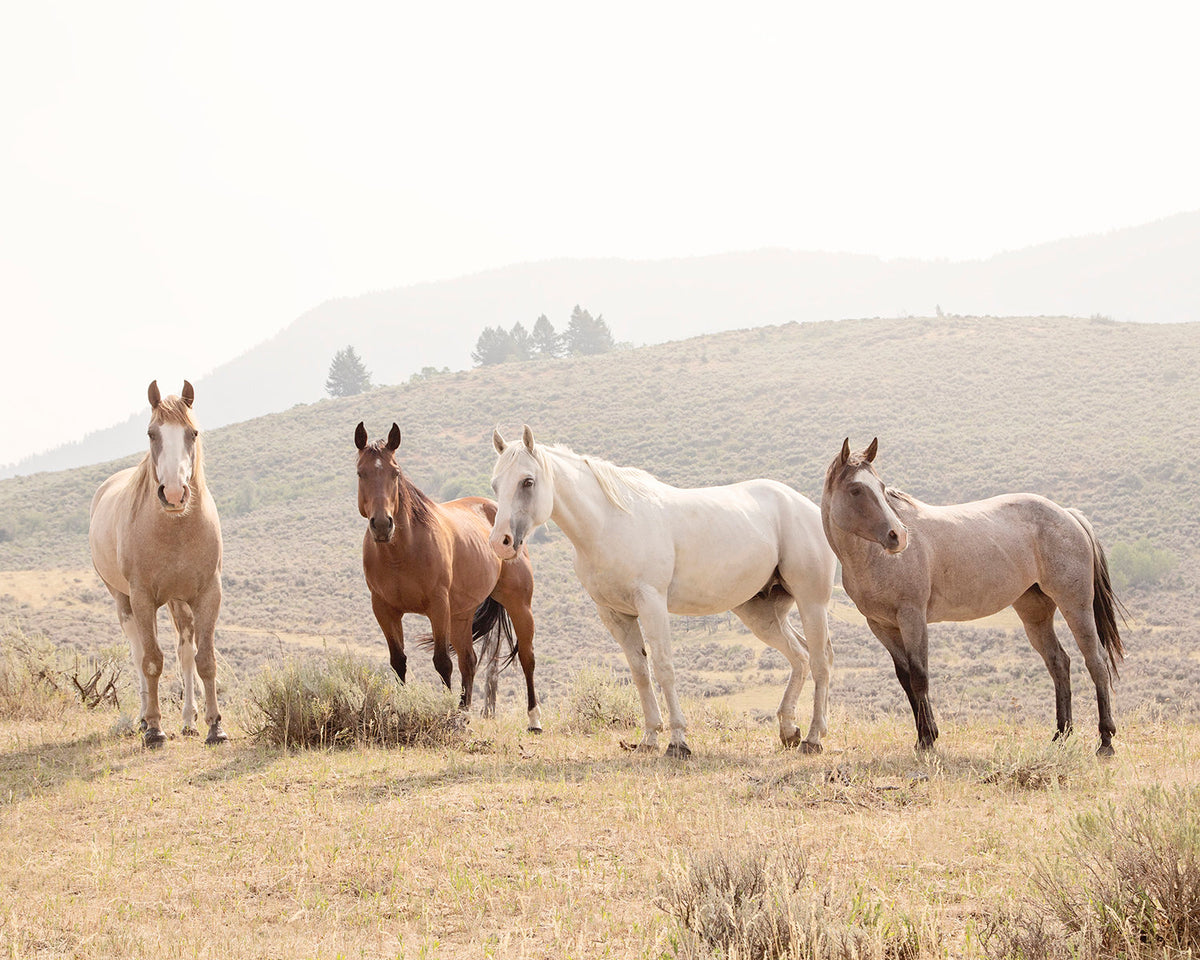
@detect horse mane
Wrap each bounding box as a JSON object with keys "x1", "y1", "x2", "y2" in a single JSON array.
[
  {"x1": 542, "y1": 444, "x2": 662, "y2": 512},
  {"x1": 368, "y1": 440, "x2": 437, "y2": 526},
  {"x1": 826, "y1": 453, "x2": 917, "y2": 506},
  {"x1": 130, "y1": 395, "x2": 206, "y2": 515}
]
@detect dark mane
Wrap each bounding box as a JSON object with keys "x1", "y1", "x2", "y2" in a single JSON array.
[{"x1": 367, "y1": 440, "x2": 437, "y2": 525}]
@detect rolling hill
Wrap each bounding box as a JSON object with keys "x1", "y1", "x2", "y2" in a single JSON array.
[
  {"x1": 1, "y1": 314, "x2": 1196, "y2": 736},
  {"x1": 8, "y1": 209, "x2": 1200, "y2": 477}
]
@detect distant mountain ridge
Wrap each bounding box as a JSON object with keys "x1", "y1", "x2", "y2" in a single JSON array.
[{"x1": 7, "y1": 209, "x2": 1199, "y2": 478}]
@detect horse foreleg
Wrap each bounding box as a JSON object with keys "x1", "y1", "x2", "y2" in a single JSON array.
[
  {"x1": 108, "y1": 588, "x2": 149, "y2": 729},
  {"x1": 167, "y1": 600, "x2": 200, "y2": 736},
  {"x1": 633, "y1": 590, "x2": 690, "y2": 758},
  {"x1": 370, "y1": 594, "x2": 407, "y2": 682},
  {"x1": 870, "y1": 615, "x2": 938, "y2": 751},
  {"x1": 595, "y1": 604, "x2": 663, "y2": 753},
  {"x1": 190, "y1": 581, "x2": 227, "y2": 745},
  {"x1": 129, "y1": 590, "x2": 167, "y2": 748}
]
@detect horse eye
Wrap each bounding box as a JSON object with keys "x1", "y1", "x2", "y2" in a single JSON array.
[
  {"x1": 850, "y1": 486, "x2": 862, "y2": 497},
  {"x1": 522, "y1": 478, "x2": 534, "y2": 489}
]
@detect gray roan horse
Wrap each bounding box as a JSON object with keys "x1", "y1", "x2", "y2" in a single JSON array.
[
  {"x1": 89, "y1": 381, "x2": 227, "y2": 748},
  {"x1": 822, "y1": 439, "x2": 1125, "y2": 756}
]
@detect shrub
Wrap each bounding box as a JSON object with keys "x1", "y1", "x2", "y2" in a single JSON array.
[
  {"x1": 984, "y1": 785, "x2": 1200, "y2": 958},
  {"x1": 559, "y1": 665, "x2": 642, "y2": 733},
  {"x1": 244, "y1": 654, "x2": 464, "y2": 748},
  {"x1": 663, "y1": 848, "x2": 925, "y2": 960},
  {"x1": 978, "y1": 737, "x2": 1091, "y2": 791},
  {"x1": 0, "y1": 622, "x2": 72, "y2": 720},
  {"x1": 1108, "y1": 538, "x2": 1177, "y2": 592}
]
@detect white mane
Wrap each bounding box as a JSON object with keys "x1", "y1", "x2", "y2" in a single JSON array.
[{"x1": 542, "y1": 444, "x2": 664, "y2": 512}]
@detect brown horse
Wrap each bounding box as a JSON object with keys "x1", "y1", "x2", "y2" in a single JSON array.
[
  {"x1": 822, "y1": 438, "x2": 1125, "y2": 756},
  {"x1": 355, "y1": 422, "x2": 541, "y2": 730},
  {"x1": 89, "y1": 380, "x2": 227, "y2": 748}
]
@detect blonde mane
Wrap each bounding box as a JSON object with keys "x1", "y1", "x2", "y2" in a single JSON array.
[
  {"x1": 543, "y1": 444, "x2": 662, "y2": 513},
  {"x1": 131, "y1": 395, "x2": 206, "y2": 514}
]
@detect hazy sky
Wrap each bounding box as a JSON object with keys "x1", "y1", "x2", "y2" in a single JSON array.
[{"x1": 2, "y1": 2, "x2": 1198, "y2": 467}]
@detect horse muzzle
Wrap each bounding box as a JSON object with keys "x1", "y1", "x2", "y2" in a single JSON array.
[
  {"x1": 883, "y1": 524, "x2": 908, "y2": 554},
  {"x1": 369, "y1": 515, "x2": 395, "y2": 543},
  {"x1": 490, "y1": 529, "x2": 522, "y2": 560},
  {"x1": 158, "y1": 484, "x2": 190, "y2": 513}
]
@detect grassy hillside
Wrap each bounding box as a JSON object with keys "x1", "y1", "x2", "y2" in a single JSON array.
[
  {"x1": 0, "y1": 315, "x2": 1197, "y2": 735},
  {"x1": 11, "y1": 210, "x2": 1200, "y2": 479}
]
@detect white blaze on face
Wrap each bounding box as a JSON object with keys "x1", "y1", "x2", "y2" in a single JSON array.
[{"x1": 156, "y1": 423, "x2": 192, "y2": 509}]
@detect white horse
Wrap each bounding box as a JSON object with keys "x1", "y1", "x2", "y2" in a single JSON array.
[{"x1": 489, "y1": 426, "x2": 837, "y2": 757}]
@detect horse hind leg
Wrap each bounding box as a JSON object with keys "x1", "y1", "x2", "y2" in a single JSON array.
[
  {"x1": 504, "y1": 601, "x2": 541, "y2": 733},
  {"x1": 1013, "y1": 586, "x2": 1073, "y2": 741},
  {"x1": 734, "y1": 593, "x2": 819, "y2": 752},
  {"x1": 1057, "y1": 599, "x2": 1119, "y2": 757},
  {"x1": 168, "y1": 600, "x2": 201, "y2": 736}
]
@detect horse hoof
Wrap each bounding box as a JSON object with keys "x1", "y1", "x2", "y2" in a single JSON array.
[
  {"x1": 1096, "y1": 742, "x2": 1115, "y2": 759},
  {"x1": 144, "y1": 728, "x2": 167, "y2": 749},
  {"x1": 634, "y1": 742, "x2": 657, "y2": 754},
  {"x1": 527, "y1": 726, "x2": 543, "y2": 735},
  {"x1": 664, "y1": 743, "x2": 692, "y2": 759},
  {"x1": 181, "y1": 726, "x2": 200, "y2": 738},
  {"x1": 205, "y1": 724, "x2": 229, "y2": 746},
  {"x1": 799, "y1": 740, "x2": 823, "y2": 755}
]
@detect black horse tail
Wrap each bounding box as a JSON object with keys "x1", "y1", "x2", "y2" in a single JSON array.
[
  {"x1": 1069, "y1": 508, "x2": 1128, "y2": 680},
  {"x1": 472, "y1": 597, "x2": 518, "y2": 669}
]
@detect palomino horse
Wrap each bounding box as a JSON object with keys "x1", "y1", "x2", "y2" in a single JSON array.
[
  {"x1": 355, "y1": 423, "x2": 541, "y2": 730},
  {"x1": 489, "y1": 426, "x2": 837, "y2": 757},
  {"x1": 89, "y1": 380, "x2": 227, "y2": 748},
  {"x1": 822, "y1": 438, "x2": 1125, "y2": 756}
]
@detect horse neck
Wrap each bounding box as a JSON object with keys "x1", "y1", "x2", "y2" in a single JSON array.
[
  {"x1": 542, "y1": 449, "x2": 618, "y2": 550},
  {"x1": 390, "y1": 477, "x2": 438, "y2": 545}
]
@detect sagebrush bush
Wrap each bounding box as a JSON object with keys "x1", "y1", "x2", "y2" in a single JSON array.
[
  {"x1": 245, "y1": 655, "x2": 464, "y2": 748},
  {"x1": 0, "y1": 621, "x2": 121, "y2": 720},
  {"x1": 559, "y1": 665, "x2": 642, "y2": 733},
  {"x1": 663, "y1": 848, "x2": 925, "y2": 960},
  {"x1": 984, "y1": 785, "x2": 1200, "y2": 959}
]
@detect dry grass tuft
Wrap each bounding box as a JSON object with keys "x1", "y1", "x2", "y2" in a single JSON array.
[
  {"x1": 244, "y1": 654, "x2": 464, "y2": 747},
  {"x1": 558, "y1": 664, "x2": 642, "y2": 733},
  {"x1": 978, "y1": 736, "x2": 1091, "y2": 791},
  {"x1": 663, "y1": 847, "x2": 930, "y2": 960}
]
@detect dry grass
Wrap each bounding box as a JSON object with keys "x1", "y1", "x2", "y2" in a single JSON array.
[{"x1": 1, "y1": 671, "x2": 1196, "y2": 960}]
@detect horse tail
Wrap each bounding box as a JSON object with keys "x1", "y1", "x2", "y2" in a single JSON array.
[
  {"x1": 472, "y1": 597, "x2": 518, "y2": 669},
  {"x1": 1069, "y1": 508, "x2": 1127, "y2": 680}
]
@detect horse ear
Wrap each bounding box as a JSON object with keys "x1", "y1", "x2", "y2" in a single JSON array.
[
  {"x1": 354, "y1": 422, "x2": 368, "y2": 450},
  {"x1": 839, "y1": 438, "x2": 851, "y2": 465},
  {"x1": 148, "y1": 381, "x2": 161, "y2": 409},
  {"x1": 865, "y1": 437, "x2": 879, "y2": 462},
  {"x1": 522, "y1": 424, "x2": 536, "y2": 453},
  {"x1": 181, "y1": 380, "x2": 195, "y2": 407},
  {"x1": 492, "y1": 428, "x2": 507, "y2": 454},
  {"x1": 387, "y1": 423, "x2": 402, "y2": 451}
]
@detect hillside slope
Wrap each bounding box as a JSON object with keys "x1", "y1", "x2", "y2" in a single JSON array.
[
  {"x1": 1, "y1": 315, "x2": 1196, "y2": 727},
  {"x1": 9, "y1": 210, "x2": 1200, "y2": 477}
]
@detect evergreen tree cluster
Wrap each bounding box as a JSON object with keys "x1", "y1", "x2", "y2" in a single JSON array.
[{"x1": 471, "y1": 306, "x2": 615, "y2": 366}]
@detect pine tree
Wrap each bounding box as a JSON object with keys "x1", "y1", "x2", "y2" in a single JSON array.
[
  {"x1": 563, "y1": 305, "x2": 615, "y2": 356},
  {"x1": 509, "y1": 322, "x2": 534, "y2": 362},
  {"x1": 325, "y1": 345, "x2": 373, "y2": 397},
  {"x1": 471, "y1": 326, "x2": 517, "y2": 365},
  {"x1": 532, "y1": 314, "x2": 561, "y2": 359}
]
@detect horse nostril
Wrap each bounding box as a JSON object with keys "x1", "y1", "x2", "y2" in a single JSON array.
[
  {"x1": 888, "y1": 530, "x2": 899, "y2": 541},
  {"x1": 502, "y1": 534, "x2": 512, "y2": 547}
]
